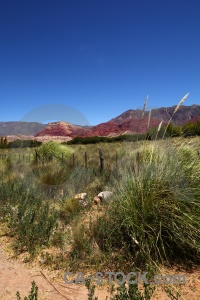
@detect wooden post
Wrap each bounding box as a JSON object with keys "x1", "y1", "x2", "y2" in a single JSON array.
[
  {"x1": 85, "y1": 151, "x2": 87, "y2": 168},
  {"x1": 98, "y1": 147, "x2": 104, "y2": 173},
  {"x1": 62, "y1": 153, "x2": 64, "y2": 162},
  {"x1": 72, "y1": 153, "x2": 75, "y2": 168},
  {"x1": 19, "y1": 154, "x2": 20, "y2": 162},
  {"x1": 116, "y1": 151, "x2": 118, "y2": 169},
  {"x1": 23, "y1": 154, "x2": 25, "y2": 162},
  {"x1": 29, "y1": 153, "x2": 30, "y2": 162},
  {"x1": 35, "y1": 149, "x2": 38, "y2": 163}
]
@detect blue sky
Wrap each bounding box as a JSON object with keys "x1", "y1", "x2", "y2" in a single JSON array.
[{"x1": 0, "y1": 0, "x2": 200, "y2": 125}]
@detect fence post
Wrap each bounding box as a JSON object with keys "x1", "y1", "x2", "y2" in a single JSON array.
[
  {"x1": 35, "y1": 149, "x2": 38, "y2": 163},
  {"x1": 85, "y1": 151, "x2": 87, "y2": 168},
  {"x1": 72, "y1": 153, "x2": 75, "y2": 168},
  {"x1": 62, "y1": 153, "x2": 64, "y2": 162},
  {"x1": 116, "y1": 151, "x2": 118, "y2": 169},
  {"x1": 98, "y1": 147, "x2": 104, "y2": 173}
]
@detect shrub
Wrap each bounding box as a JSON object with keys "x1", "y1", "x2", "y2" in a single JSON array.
[
  {"x1": 9, "y1": 139, "x2": 42, "y2": 148},
  {"x1": 93, "y1": 142, "x2": 200, "y2": 268},
  {"x1": 16, "y1": 281, "x2": 38, "y2": 300},
  {"x1": 59, "y1": 198, "x2": 83, "y2": 223},
  {"x1": 36, "y1": 141, "x2": 73, "y2": 161},
  {"x1": 8, "y1": 195, "x2": 58, "y2": 256},
  {"x1": 166, "y1": 123, "x2": 182, "y2": 137},
  {"x1": 182, "y1": 121, "x2": 200, "y2": 136}
]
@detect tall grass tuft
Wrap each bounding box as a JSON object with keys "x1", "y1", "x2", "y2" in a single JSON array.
[
  {"x1": 142, "y1": 95, "x2": 149, "y2": 118},
  {"x1": 37, "y1": 141, "x2": 73, "y2": 161},
  {"x1": 147, "y1": 109, "x2": 151, "y2": 129},
  {"x1": 162, "y1": 93, "x2": 189, "y2": 139},
  {"x1": 155, "y1": 121, "x2": 163, "y2": 140},
  {"x1": 94, "y1": 141, "x2": 200, "y2": 268}
]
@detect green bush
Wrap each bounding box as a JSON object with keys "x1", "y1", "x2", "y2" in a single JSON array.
[
  {"x1": 67, "y1": 134, "x2": 146, "y2": 145},
  {"x1": 36, "y1": 141, "x2": 73, "y2": 161},
  {"x1": 59, "y1": 198, "x2": 83, "y2": 223},
  {"x1": 16, "y1": 281, "x2": 38, "y2": 300},
  {"x1": 166, "y1": 123, "x2": 182, "y2": 137},
  {"x1": 93, "y1": 142, "x2": 200, "y2": 268},
  {"x1": 182, "y1": 121, "x2": 200, "y2": 136},
  {"x1": 9, "y1": 140, "x2": 42, "y2": 148},
  {"x1": 8, "y1": 194, "x2": 58, "y2": 256}
]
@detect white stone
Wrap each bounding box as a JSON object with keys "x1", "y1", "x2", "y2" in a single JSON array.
[{"x1": 97, "y1": 191, "x2": 113, "y2": 200}]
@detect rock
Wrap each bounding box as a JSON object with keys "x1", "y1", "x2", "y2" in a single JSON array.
[
  {"x1": 98, "y1": 191, "x2": 113, "y2": 200},
  {"x1": 74, "y1": 192, "x2": 87, "y2": 200},
  {"x1": 79, "y1": 200, "x2": 88, "y2": 207},
  {"x1": 93, "y1": 196, "x2": 101, "y2": 205}
]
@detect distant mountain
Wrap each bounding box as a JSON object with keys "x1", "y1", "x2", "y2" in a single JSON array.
[
  {"x1": 83, "y1": 104, "x2": 200, "y2": 137},
  {"x1": 2, "y1": 104, "x2": 200, "y2": 140},
  {"x1": 111, "y1": 105, "x2": 200, "y2": 126},
  {"x1": 0, "y1": 122, "x2": 47, "y2": 136},
  {"x1": 87, "y1": 117, "x2": 161, "y2": 136},
  {"x1": 35, "y1": 104, "x2": 200, "y2": 139}
]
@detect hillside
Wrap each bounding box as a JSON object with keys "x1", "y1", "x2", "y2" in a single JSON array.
[
  {"x1": 1, "y1": 104, "x2": 200, "y2": 140},
  {"x1": 111, "y1": 104, "x2": 200, "y2": 126},
  {"x1": 0, "y1": 122, "x2": 47, "y2": 136},
  {"x1": 35, "y1": 121, "x2": 90, "y2": 138},
  {"x1": 36, "y1": 105, "x2": 200, "y2": 138}
]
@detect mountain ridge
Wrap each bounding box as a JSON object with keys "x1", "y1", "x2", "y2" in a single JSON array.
[{"x1": 1, "y1": 104, "x2": 200, "y2": 139}]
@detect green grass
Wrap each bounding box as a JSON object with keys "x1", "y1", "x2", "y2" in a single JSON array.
[
  {"x1": 92, "y1": 139, "x2": 200, "y2": 269},
  {"x1": 0, "y1": 138, "x2": 200, "y2": 272}
]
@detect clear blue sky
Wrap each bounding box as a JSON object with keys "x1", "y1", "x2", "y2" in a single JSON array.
[{"x1": 0, "y1": 0, "x2": 200, "y2": 125}]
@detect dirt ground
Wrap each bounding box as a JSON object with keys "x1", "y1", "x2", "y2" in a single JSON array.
[
  {"x1": 0, "y1": 235, "x2": 112, "y2": 300},
  {"x1": 1, "y1": 236, "x2": 200, "y2": 300}
]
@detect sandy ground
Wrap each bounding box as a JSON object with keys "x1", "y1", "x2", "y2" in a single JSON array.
[
  {"x1": 0, "y1": 237, "x2": 111, "y2": 300},
  {"x1": 1, "y1": 236, "x2": 200, "y2": 300},
  {"x1": 0, "y1": 244, "x2": 85, "y2": 300}
]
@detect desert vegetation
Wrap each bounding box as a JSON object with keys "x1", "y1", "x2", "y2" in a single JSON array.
[{"x1": 0, "y1": 136, "x2": 200, "y2": 298}]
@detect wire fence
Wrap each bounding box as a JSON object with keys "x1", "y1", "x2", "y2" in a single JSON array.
[{"x1": 0, "y1": 148, "x2": 120, "y2": 173}]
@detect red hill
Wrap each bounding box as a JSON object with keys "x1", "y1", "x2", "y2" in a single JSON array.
[{"x1": 35, "y1": 104, "x2": 200, "y2": 139}]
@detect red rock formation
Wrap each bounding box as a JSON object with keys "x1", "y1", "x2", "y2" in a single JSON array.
[
  {"x1": 88, "y1": 121, "x2": 120, "y2": 136},
  {"x1": 35, "y1": 105, "x2": 200, "y2": 139},
  {"x1": 183, "y1": 116, "x2": 200, "y2": 124},
  {"x1": 36, "y1": 118, "x2": 162, "y2": 138},
  {"x1": 35, "y1": 122, "x2": 90, "y2": 138}
]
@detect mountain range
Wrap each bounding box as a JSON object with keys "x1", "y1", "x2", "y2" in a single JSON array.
[{"x1": 1, "y1": 104, "x2": 200, "y2": 141}]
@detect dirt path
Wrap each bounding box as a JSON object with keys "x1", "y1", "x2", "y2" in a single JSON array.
[
  {"x1": 0, "y1": 243, "x2": 87, "y2": 300},
  {"x1": 0, "y1": 236, "x2": 112, "y2": 300},
  {"x1": 1, "y1": 238, "x2": 200, "y2": 300}
]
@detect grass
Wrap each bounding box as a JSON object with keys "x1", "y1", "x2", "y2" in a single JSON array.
[
  {"x1": 36, "y1": 141, "x2": 73, "y2": 161},
  {"x1": 98, "y1": 140, "x2": 200, "y2": 268},
  {"x1": 0, "y1": 136, "x2": 200, "y2": 274}
]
